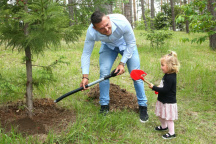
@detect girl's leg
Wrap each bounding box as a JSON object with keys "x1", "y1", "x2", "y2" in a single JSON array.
[
  {"x1": 158, "y1": 117, "x2": 167, "y2": 128},
  {"x1": 166, "y1": 120, "x2": 175, "y2": 135}
]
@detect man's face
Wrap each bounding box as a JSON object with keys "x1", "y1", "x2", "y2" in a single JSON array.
[{"x1": 93, "y1": 16, "x2": 112, "y2": 36}]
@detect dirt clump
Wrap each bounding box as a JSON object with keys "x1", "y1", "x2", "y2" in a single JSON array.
[
  {"x1": 0, "y1": 98, "x2": 76, "y2": 137},
  {"x1": 87, "y1": 83, "x2": 139, "y2": 112},
  {"x1": 0, "y1": 83, "x2": 139, "y2": 140}
]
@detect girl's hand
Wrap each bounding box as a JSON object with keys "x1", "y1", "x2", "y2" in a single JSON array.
[{"x1": 148, "y1": 83, "x2": 154, "y2": 89}]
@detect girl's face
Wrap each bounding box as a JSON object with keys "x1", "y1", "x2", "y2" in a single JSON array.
[{"x1": 161, "y1": 61, "x2": 169, "y2": 74}]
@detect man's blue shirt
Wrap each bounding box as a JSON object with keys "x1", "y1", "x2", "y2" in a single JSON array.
[{"x1": 81, "y1": 14, "x2": 136, "y2": 74}]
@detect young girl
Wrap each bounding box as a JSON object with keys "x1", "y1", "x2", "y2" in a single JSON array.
[{"x1": 149, "y1": 51, "x2": 180, "y2": 139}]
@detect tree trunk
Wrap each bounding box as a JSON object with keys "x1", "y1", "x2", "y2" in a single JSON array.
[
  {"x1": 68, "y1": 0, "x2": 74, "y2": 26},
  {"x1": 141, "y1": 0, "x2": 148, "y2": 30},
  {"x1": 208, "y1": 0, "x2": 216, "y2": 50},
  {"x1": 170, "y1": 0, "x2": 176, "y2": 31},
  {"x1": 24, "y1": 0, "x2": 33, "y2": 118},
  {"x1": 124, "y1": 2, "x2": 132, "y2": 26},
  {"x1": 161, "y1": 0, "x2": 163, "y2": 12},
  {"x1": 184, "y1": 0, "x2": 189, "y2": 33},
  {"x1": 104, "y1": 1, "x2": 113, "y2": 14},
  {"x1": 25, "y1": 46, "x2": 33, "y2": 118},
  {"x1": 151, "y1": 0, "x2": 155, "y2": 30},
  {"x1": 133, "y1": 0, "x2": 137, "y2": 24},
  {"x1": 129, "y1": 0, "x2": 133, "y2": 27}
]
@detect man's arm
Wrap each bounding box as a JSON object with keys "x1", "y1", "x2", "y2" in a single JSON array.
[
  {"x1": 80, "y1": 27, "x2": 95, "y2": 89},
  {"x1": 121, "y1": 18, "x2": 136, "y2": 64}
]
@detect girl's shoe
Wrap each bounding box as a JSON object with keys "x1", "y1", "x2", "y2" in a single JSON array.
[
  {"x1": 155, "y1": 126, "x2": 168, "y2": 131},
  {"x1": 162, "y1": 133, "x2": 176, "y2": 139}
]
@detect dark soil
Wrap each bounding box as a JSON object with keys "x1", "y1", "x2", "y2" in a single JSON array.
[
  {"x1": 87, "y1": 83, "x2": 139, "y2": 112},
  {"x1": 0, "y1": 83, "x2": 138, "y2": 140},
  {"x1": 0, "y1": 98, "x2": 76, "y2": 138}
]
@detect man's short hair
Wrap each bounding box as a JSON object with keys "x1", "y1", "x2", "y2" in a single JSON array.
[{"x1": 91, "y1": 11, "x2": 105, "y2": 27}]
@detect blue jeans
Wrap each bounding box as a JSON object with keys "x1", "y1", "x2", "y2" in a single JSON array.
[{"x1": 99, "y1": 44, "x2": 147, "y2": 107}]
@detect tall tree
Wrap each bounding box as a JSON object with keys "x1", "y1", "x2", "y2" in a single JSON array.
[
  {"x1": 161, "y1": 0, "x2": 163, "y2": 12},
  {"x1": 23, "y1": 0, "x2": 33, "y2": 117},
  {"x1": 170, "y1": 0, "x2": 176, "y2": 31},
  {"x1": 133, "y1": 0, "x2": 137, "y2": 23},
  {"x1": 141, "y1": 0, "x2": 148, "y2": 30},
  {"x1": 207, "y1": 0, "x2": 216, "y2": 49},
  {"x1": 68, "y1": 0, "x2": 75, "y2": 26},
  {"x1": 124, "y1": 0, "x2": 133, "y2": 26},
  {"x1": 176, "y1": 0, "x2": 216, "y2": 50},
  {"x1": 151, "y1": 0, "x2": 155, "y2": 29},
  {"x1": 129, "y1": 0, "x2": 133, "y2": 27},
  {"x1": 0, "y1": 0, "x2": 83, "y2": 117},
  {"x1": 184, "y1": 0, "x2": 189, "y2": 33}
]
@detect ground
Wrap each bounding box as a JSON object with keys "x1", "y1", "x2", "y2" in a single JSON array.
[{"x1": 0, "y1": 83, "x2": 139, "y2": 141}]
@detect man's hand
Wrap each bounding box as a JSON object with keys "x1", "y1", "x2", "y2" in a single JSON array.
[
  {"x1": 80, "y1": 74, "x2": 89, "y2": 90},
  {"x1": 115, "y1": 64, "x2": 125, "y2": 75}
]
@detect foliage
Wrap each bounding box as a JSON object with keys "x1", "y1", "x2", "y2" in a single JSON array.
[
  {"x1": 134, "y1": 9, "x2": 151, "y2": 30},
  {"x1": 141, "y1": 30, "x2": 173, "y2": 48},
  {"x1": 64, "y1": 0, "x2": 117, "y2": 26},
  {"x1": 154, "y1": 12, "x2": 170, "y2": 30},
  {"x1": 154, "y1": 3, "x2": 184, "y2": 30},
  {"x1": 0, "y1": 56, "x2": 69, "y2": 102},
  {"x1": 134, "y1": 20, "x2": 146, "y2": 30},
  {"x1": 176, "y1": 0, "x2": 216, "y2": 47},
  {"x1": 0, "y1": 0, "x2": 83, "y2": 53}
]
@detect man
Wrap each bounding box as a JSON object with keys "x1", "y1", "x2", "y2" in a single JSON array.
[{"x1": 80, "y1": 11, "x2": 148, "y2": 123}]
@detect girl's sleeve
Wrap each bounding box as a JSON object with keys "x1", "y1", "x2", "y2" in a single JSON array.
[{"x1": 152, "y1": 76, "x2": 173, "y2": 93}]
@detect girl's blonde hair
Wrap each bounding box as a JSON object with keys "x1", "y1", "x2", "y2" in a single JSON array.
[{"x1": 161, "y1": 51, "x2": 180, "y2": 73}]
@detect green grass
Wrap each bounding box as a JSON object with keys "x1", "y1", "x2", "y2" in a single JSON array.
[{"x1": 0, "y1": 30, "x2": 216, "y2": 143}]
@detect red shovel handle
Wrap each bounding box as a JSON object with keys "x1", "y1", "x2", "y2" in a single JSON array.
[{"x1": 130, "y1": 69, "x2": 158, "y2": 95}]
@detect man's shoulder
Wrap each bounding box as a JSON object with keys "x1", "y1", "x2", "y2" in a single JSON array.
[
  {"x1": 86, "y1": 24, "x2": 98, "y2": 40},
  {"x1": 108, "y1": 14, "x2": 129, "y2": 28},
  {"x1": 108, "y1": 14, "x2": 127, "y2": 21}
]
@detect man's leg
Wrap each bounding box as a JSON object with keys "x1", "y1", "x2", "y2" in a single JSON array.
[
  {"x1": 99, "y1": 45, "x2": 118, "y2": 113},
  {"x1": 126, "y1": 47, "x2": 148, "y2": 122}
]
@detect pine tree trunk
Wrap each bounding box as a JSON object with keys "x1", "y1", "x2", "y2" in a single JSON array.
[
  {"x1": 24, "y1": 0, "x2": 33, "y2": 118},
  {"x1": 170, "y1": 0, "x2": 176, "y2": 31},
  {"x1": 25, "y1": 46, "x2": 33, "y2": 118},
  {"x1": 208, "y1": 0, "x2": 216, "y2": 50},
  {"x1": 161, "y1": 0, "x2": 163, "y2": 12},
  {"x1": 141, "y1": 0, "x2": 148, "y2": 30},
  {"x1": 184, "y1": 0, "x2": 189, "y2": 33},
  {"x1": 133, "y1": 0, "x2": 137, "y2": 23},
  {"x1": 129, "y1": 0, "x2": 133, "y2": 27},
  {"x1": 104, "y1": 1, "x2": 113, "y2": 14},
  {"x1": 68, "y1": 0, "x2": 74, "y2": 26},
  {"x1": 124, "y1": 2, "x2": 132, "y2": 26},
  {"x1": 151, "y1": 0, "x2": 155, "y2": 30}
]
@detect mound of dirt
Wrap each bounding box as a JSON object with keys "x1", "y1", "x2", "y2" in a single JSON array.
[
  {"x1": 0, "y1": 83, "x2": 139, "y2": 140},
  {"x1": 87, "y1": 83, "x2": 139, "y2": 112},
  {"x1": 0, "y1": 98, "x2": 76, "y2": 137}
]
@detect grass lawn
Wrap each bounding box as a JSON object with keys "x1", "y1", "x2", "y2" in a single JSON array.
[{"x1": 0, "y1": 30, "x2": 216, "y2": 143}]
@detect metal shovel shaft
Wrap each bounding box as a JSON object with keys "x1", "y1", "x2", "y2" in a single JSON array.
[{"x1": 54, "y1": 69, "x2": 119, "y2": 103}]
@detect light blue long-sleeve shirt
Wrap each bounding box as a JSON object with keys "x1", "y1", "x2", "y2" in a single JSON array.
[{"x1": 81, "y1": 14, "x2": 136, "y2": 74}]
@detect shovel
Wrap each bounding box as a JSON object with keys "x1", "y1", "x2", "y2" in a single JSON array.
[
  {"x1": 130, "y1": 69, "x2": 158, "y2": 94},
  {"x1": 54, "y1": 69, "x2": 120, "y2": 103}
]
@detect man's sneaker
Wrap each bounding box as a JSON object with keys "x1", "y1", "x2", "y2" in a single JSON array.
[
  {"x1": 99, "y1": 105, "x2": 109, "y2": 115},
  {"x1": 162, "y1": 133, "x2": 176, "y2": 139},
  {"x1": 139, "y1": 106, "x2": 149, "y2": 123}
]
